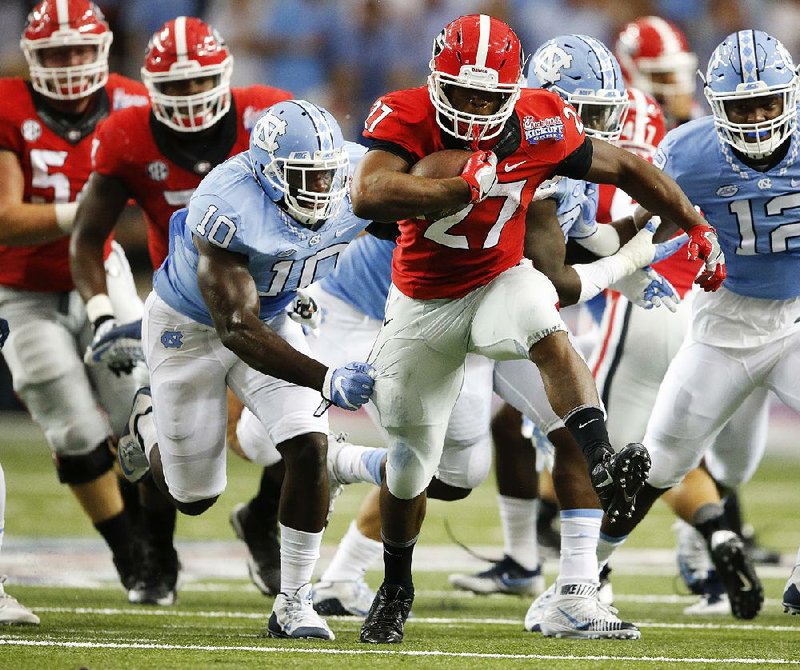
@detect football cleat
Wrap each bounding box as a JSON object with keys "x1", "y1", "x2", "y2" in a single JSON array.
[
  {"x1": 117, "y1": 387, "x2": 153, "y2": 483},
  {"x1": 674, "y1": 519, "x2": 712, "y2": 595},
  {"x1": 359, "y1": 583, "x2": 414, "y2": 644},
  {"x1": 591, "y1": 443, "x2": 651, "y2": 520},
  {"x1": 539, "y1": 583, "x2": 640, "y2": 639},
  {"x1": 113, "y1": 553, "x2": 139, "y2": 596},
  {"x1": 598, "y1": 563, "x2": 614, "y2": 606},
  {"x1": 709, "y1": 530, "x2": 763, "y2": 620},
  {"x1": 313, "y1": 578, "x2": 375, "y2": 617},
  {"x1": 683, "y1": 573, "x2": 730, "y2": 616},
  {"x1": 268, "y1": 583, "x2": 334, "y2": 640},
  {"x1": 128, "y1": 545, "x2": 181, "y2": 606},
  {"x1": 0, "y1": 577, "x2": 39, "y2": 625},
  {"x1": 783, "y1": 563, "x2": 800, "y2": 615},
  {"x1": 741, "y1": 524, "x2": 781, "y2": 565},
  {"x1": 524, "y1": 581, "x2": 556, "y2": 632},
  {"x1": 229, "y1": 502, "x2": 281, "y2": 596},
  {"x1": 449, "y1": 555, "x2": 544, "y2": 597}
]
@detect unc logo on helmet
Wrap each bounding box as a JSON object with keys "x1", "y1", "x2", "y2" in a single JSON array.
[
  {"x1": 252, "y1": 112, "x2": 287, "y2": 154},
  {"x1": 531, "y1": 43, "x2": 574, "y2": 86}
]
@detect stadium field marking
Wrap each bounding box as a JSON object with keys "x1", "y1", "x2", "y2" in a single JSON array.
[
  {"x1": 29, "y1": 607, "x2": 800, "y2": 633},
  {"x1": 1, "y1": 638, "x2": 799, "y2": 665}
]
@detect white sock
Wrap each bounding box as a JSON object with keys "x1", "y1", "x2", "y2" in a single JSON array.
[
  {"x1": 138, "y1": 411, "x2": 159, "y2": 461},
  {"x1": 320, "y1": 521, "x2": 383, "y2": 582},
  {"x1": 0, "y1": 464, "x2": 5, "y2": 553},
  {"x1": 498, "y1": 494, "x2": 540, "y2": 571},
  {"x1": 557, "y1": 509, "x2": 602, "y2": 588},
  {"x1": 280, "y1": 523, "x2": 323, "y2": 595},
  {"x1": 597, "y1": 530, "x2": 628, "y2": 569},
  {"x1": 331, "y1": 442, "x2": 385, "y2": 486}
]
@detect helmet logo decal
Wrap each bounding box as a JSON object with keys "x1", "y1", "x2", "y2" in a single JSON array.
[
  {"x1": 533, "y1": 43, "x2": 573, "y2": 84},
  {"x1": 252, "y1": 112, "x2": 287, "y2": 153}
]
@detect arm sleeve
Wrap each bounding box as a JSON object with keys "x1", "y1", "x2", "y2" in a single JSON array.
[{"x1": 554, "y1": 137, "x2": 593, "y2": 179}]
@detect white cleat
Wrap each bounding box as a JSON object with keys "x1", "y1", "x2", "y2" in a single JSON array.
[
  {"x1": 684, "y1": 592, "x2": 731, "y2": 616},
  {"x1": 450, "y1": 556, "x2": 544, "y2": 597},
  {"x1": 313, "y1": 578, "x2": 376, "y2": 617},
  {"x1": 539, "y1": 583, "x2": 640, "y2": 639},
  {"x1": 268, "y1": 583, "x2": 335, "y2": 640},
  {"x1": 524, "y1": 581, "x2": 556, "y2": 632},
  {"x1": 784, "y1": 563, "x2": 800, "y2": 615},
  {"x1": 118, "y1": 387, "x2": 153, "y2": 483},
  {"x1": 0, "y1": 577, "x2": 40, "y2": 625}
]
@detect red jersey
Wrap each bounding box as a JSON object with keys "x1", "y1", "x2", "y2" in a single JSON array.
[
  {"x1": 363, "y1": 87, "x2": 587, "y2": 299},
  {"x1": 597, "y1": 183, "x2": 700, "y2": 298},
  {"x1": 92, "y1": 85, "x2": 292, "y2": 269},
  {"x1": 0, "y1": 74, "x2": 148, "y2": 292}
]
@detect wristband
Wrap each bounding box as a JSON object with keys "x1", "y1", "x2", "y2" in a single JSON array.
[
  {"x1": 85, "y1": 293, "x2": 114, "y2": 326},
  {"x1": 54, "y1": 202, "x2": 79, "y2": 233}
]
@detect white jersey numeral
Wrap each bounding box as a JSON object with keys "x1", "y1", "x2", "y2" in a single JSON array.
[
  {"x1": 259, "y1": 242, "x2": 349, "y2": 297},
  {"x1": 195, "y1": 204, "x2": 237, "y2": 249},
  {"x1": 730, "y1": 194, "x2": 800, "y2": 254},
  {"x1": 364, "y1": 101, "x2": 393, "y2": 133},
  {"x1": 423, "y1": 181, "x2": 525, "y2": 249},
  {"x1": 30, "y1": 149, "x2": 71, "y2": 203}
]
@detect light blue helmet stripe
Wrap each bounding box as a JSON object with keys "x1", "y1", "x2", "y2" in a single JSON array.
[
  {"x1": 577, "y1": 34, "x2": 618, "y2": 89},
  {"x1": 737, "y1": 30, "x2": 758, "y2": 84},
  {"x1": 288, "y1": 99, "x2": 334, "y2": 153}
]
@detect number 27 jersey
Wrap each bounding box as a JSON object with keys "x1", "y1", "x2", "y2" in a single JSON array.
[{"x1": 362, "y1": 86, "x2": 586, "y2": 300}]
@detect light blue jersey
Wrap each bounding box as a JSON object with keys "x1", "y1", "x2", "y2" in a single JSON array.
[
  {"x1": 654, "y1": 116, "x2": 800, "y2": 300},
  {"x1": 154, "y1": 152, "x2": 370, "y2": 326},
  {"x1": 320, "y1": 234, "x2": 394, "y2": 321},
  {"x1": 538, "y1": 176, "x2": 600, "y2": 242}
]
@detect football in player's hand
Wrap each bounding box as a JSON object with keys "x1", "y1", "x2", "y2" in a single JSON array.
[{"x1": 409, "y1": 149, "x2": 473, "y2": 178}]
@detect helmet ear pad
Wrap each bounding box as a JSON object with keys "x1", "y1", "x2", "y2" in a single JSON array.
[{"x1": 249, "y1": 100, "x2": 349, "y2": 228}]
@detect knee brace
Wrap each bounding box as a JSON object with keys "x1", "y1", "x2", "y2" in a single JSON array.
[{"x1": 55, "y1": 441, "x2": 115, "y2": 485}]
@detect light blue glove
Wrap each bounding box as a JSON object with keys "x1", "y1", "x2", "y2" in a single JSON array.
[
  {"x1": 317, "y1": 361, "x2": 376, "y2": 414},
  {"x1": 0, "y1": 317, "x2": 8, "y2": 349},
  {"x1": 612, "y1": 267, "x2": 680, "y2": 312},
  {"x1": 652, "y1": 232, "x2": 689, "y2": 264},
  {"x1": 84, "y1": 318, "x2": 144, "y2": 376}
]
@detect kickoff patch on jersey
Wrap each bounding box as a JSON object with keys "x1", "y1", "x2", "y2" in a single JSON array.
[{"x1": 523, "y1": 115, "x2": 564, "y2": 144}]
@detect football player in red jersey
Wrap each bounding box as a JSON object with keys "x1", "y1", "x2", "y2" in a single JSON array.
[
  {"x1": 351, "y1": 14, "x2": 724, "y2": 643},
  {"x1": 0, "y1": 0, "x2": 148, "y2": 597},
  {"x1": 614, "y1": 16, "x2": 700, "y2": 128},
  {"x1": 69, "y1": 16, "x2": 292, "y2": 605}
]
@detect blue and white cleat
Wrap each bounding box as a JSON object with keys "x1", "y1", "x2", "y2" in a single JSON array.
[
  {"x1": 538, "y1": 583, "x2": 640, "y2": 639},
  {"x1": 268, "y1": 583, "x2": 334, "y2": 640},
  {"x1": 117, "y1": 387, "x2": 153, "y2": 483},
  {"x1": 313, "y1": 578, "x2": 375, "y2": 617},
  {"x1": 784, "y1": 563, "x2": 800, "y2": 615},
  {"x1": 449, "y1": 555, "x2": 544, "y2": 597}
]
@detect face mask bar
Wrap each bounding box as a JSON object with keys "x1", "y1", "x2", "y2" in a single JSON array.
[
  {"x1": 634, "y1": 52, "x2": 698, "y2": 97},
  {"x1": 23, "y1": 33, "x2": 111, "y2": 100},
  {"x1": 569, "y1": 93, "x2": 629, "y2": 142}
]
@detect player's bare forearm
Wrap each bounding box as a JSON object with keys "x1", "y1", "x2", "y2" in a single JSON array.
[
  {"x1": 351, "y1": 149, "x2": 470, "y2": 221},
  {"x1": 585, "y1": 139, "x2": 707, "y2": 233},
  {"x1": 70, "y1": 173, "x2": 130, "y2": 302},
  {"x1": 525, "y1": 198, "x2": 582, "y2": 306},
  {"x1": 196, "y1": 240, "x2": 327, "y2": 391}
]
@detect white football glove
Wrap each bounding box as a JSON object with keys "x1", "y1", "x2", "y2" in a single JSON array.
[
  {"x1": 286, "y1": 288, "x2": 322, "y2": 333},
  {"x1": 612, "y1": 267, "x2": 680, "y2": 312},
  {"x1": 84, "y1": 318, "x2": 144, "y2": 376}
]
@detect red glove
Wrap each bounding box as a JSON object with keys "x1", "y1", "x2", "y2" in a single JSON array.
[
  {"x1": 460, "y1": 150, "x2": 497, "y2": 203},
  {"x1": 687, "y1": 225, "x2": 726, "y2": 292}
]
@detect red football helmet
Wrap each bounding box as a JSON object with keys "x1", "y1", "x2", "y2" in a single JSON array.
[
  {"x1": 428, "y1": 14, "x2": 523, "y2": 142},
  {"x1": 614, "y1": 16, "x2": 698, "y2": 99},
  {"x1": 141, "y1": 16, "x2": 233, "y2": 132},
  {"x1": 618, "y1": 87, "x2": 666, "y2": 161},
  {"x1": 20, "y1": 0, "x2": 112, "y2": 101}
]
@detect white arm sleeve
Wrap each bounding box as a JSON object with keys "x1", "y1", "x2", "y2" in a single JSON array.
[{"x1": 574, "y1": 224, "x2": 621, "y2": 257}]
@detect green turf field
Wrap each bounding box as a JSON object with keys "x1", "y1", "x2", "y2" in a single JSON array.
[{"x1": 1, "y1": 418, "x2": 799, "y2": 668}]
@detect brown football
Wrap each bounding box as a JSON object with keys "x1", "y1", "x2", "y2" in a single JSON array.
[{"x1": 409, "y1": 149, "x2": 472, "y2": 178}]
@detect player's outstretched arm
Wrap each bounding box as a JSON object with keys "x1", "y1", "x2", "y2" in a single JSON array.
[
  {"x1": 196, "y1": 237, "x2": 328, "y2": 391},
  {"x1": 0, "y1": 150, "x2": 77, "y2": 245},
  {"x1": 69, "y1": 172, "x2": 131, "y2": 303},
  {"x1": 351, "y1": 149, "x2": 473, "y2": 222}
]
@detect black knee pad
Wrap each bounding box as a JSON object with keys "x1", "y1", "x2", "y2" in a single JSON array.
[
  {"x1": 427, "y1": 476, "x2": 472, "y2": 501},
  {"x1": 55, "y1": 441, "x2": 114, "y2": 485},
  {"x1": 176, "y1": 496, "x2": 217, "y2": 517}
]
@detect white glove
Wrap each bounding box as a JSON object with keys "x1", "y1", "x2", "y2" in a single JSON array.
[
  {"x1": 84, "y1": 318, "x2": 144, "y2": 376},
  {"x1": 286, "y1": 288, "x2": 322, "y2": 333},
  {"x1": 612, "y1": 267, "x2": 680, "y2": 312},
  {"x1": 614, "y1": 219, "x2": 662, "y2": 270}
]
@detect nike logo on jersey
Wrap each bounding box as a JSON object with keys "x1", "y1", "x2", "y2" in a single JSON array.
[
  {"x1": 504, "y1": 160, "x2": 527, "y2": 172},
  {"x1": 383, "y1": 318, "x2": 393, "y2": 326},
  {"x1": 335, "y1": 224, "x2": 357, "y2": 237}
]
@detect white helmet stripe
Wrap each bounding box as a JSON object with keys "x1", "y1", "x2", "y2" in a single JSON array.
[
  {"x1": 56, "y1": 0, "x2": 70, "y2": 30},
  {"x1": 647, "y1": 15, "x2": 682, "y2": 54},
  {"x1": 628, "y1": 87, "x2": 648, "y2": 144},
  {"x1": 475, "y1": 14, "x2": 490, "y2": 68},
  {"x1": 580, "y1": 35, "x2": 618, "y2": 89},
  {"x1": 174, "y1": 16, "x2": 188, "y2": 62},
  {"x1": 290, "y1": 99, "x2": 334, "y2": 152},
  {"x1": 737, "y1": 30, "x2": 758, "y2": 83}
]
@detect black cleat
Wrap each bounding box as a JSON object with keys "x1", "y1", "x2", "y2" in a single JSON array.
[
  {"x1": 113, "y1": 554, "x2": 138, "y2": 596},
  {"x1": 128, "y1": 545, "x2": 180, "y2": 606},
  {"x1": 230, "y1": 502, "x2": 280, "y2": 596},
  {"x1": 591, "y1": 443, "x2": 651, "y2": 520},
  {"x1": 709, "y1": 531, "x2": 763, "y2": 620},
  {"x1": 359, "y1": 583, "x2": 414, "y2": 644}
]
